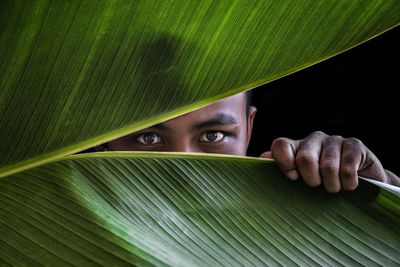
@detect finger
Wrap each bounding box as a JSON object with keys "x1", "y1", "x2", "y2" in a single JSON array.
[
  {"x1": 340, "y1": 138, "x2": 363, "y2": 190},
  {"x1": 320, "y1": 136, "x2": 343, "y2": 193},
  {"x1": 296, "y1": 131, "x2": 326, "y2": 187},
  {"x1": 270, "y1": 137, "x2": 300, "y2": 180},
  {"x1": 260, "y1": 151, "x2": 272, "y2": 158},
  {"x1": 358, "y1": 148, "x2": 388, "y2": 184}
]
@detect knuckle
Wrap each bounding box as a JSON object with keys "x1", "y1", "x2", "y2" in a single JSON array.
[
  {"x1": 320, "y1": 161, "x2": 337, "y2": 176},
  {"x1": 310, "y1": 130, "x2": 326, "y2": 138},
  {"x1": 327, "y1": 135, "x2": 343, "y2": 143},
  {"x1": 341, "y1": 153, "x2": 356, "y2": 165},
  {"x1": 345, "y1": 137, "x2": 363, "y2": 148},
  {"x1": 271, "y1": 137, "x2": 290, "y2": 150},
  {"x1": 296, "y1": 153, "x2": 316, "y2": 166},
  {"x1": 340, "y1": 166, "x2": 356, "y2": 180}
]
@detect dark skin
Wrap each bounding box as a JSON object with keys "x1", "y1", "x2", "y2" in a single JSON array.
[{"x1": 96, "y1": 92, "x2": 400, "y2": 192}]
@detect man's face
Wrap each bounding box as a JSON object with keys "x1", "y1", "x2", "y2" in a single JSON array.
[{"x1": 98, "y1": 92, "x2": 256, "y2": 155}]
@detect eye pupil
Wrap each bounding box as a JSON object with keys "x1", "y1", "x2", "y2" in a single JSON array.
[
  {"x1": 143, "y1": 133, "x2": 155, "y2": 144},
  {"x1": 206, "y1": 131, "x2": 218, "y2": 141}
]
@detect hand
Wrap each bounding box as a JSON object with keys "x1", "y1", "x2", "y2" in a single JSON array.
[{"x1": 260, "y1": 131, "x2": 400, "y2": 193}]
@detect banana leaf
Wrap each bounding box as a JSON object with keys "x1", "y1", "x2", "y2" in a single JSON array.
[
  {"x1": 1, "y1": 0, "x2": 400, "y2": 176},
  {"x1": 1, "y1": 0, "x2": 400, "y2": 265},
  {"x1": 1, "y1": 153, "x2": 399, "y2": 266}
]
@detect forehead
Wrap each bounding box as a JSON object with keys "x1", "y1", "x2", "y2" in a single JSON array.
[{"x1": 166, "y1": 92, "x2": 247, "y2": 125}]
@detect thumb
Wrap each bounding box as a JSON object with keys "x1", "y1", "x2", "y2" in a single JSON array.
[{"x1": 260, "y1": 151, "x2": 272, "y2": 158}]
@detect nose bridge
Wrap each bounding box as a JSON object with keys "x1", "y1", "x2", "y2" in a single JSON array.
[{"x1": 171, "y1": 138, "x2": 199, "y2": 153}]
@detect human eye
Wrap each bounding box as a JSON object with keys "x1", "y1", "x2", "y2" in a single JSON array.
[
  {"x1": 199, "y1": 131, "x2": 225, "y2": 143},
  {"x1": 136, "y1": 132, "x2": 163, "y2": 145}
]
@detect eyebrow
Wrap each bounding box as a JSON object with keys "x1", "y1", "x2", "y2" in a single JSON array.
[
  {"x1": 191, "y1": 113, "x2": 239, "y2": 131},
  {"x1": 146, "y1": 113, "x2": 240, "y2": 132},
  {"x1": 152, "y1": 123, "x2": 169, "y2": 131}
]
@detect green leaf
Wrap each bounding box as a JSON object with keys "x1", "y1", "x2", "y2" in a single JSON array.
[
  {"x1": 1, "y1": 1, "x2": 400, "y2": 265},
  {"x1": 1, "y1": 152, "x2": 399, "y2": 265},
  {"x1": 1, "y1": 0, "x2": 400, "y2": 177}
]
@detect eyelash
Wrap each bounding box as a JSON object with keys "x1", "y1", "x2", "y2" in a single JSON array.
[
  {"x1": 199, "y1": 131, "x2": 226, "y2": 143},
  {"x1": 136, "y1": 131, "x2": 227, "y2": 145},
  {"x1": 136, "y1": 132, "x2": 163, "y2": 145}
]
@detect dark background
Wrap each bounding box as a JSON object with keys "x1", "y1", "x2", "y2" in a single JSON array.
[{"x1": 247, "y1": 26, "x2": 399, "y2": 175}]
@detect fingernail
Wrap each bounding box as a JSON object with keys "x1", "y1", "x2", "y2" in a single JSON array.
[{"x1": 286, "y1": 170, "x2": 299, "y2": 180}]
